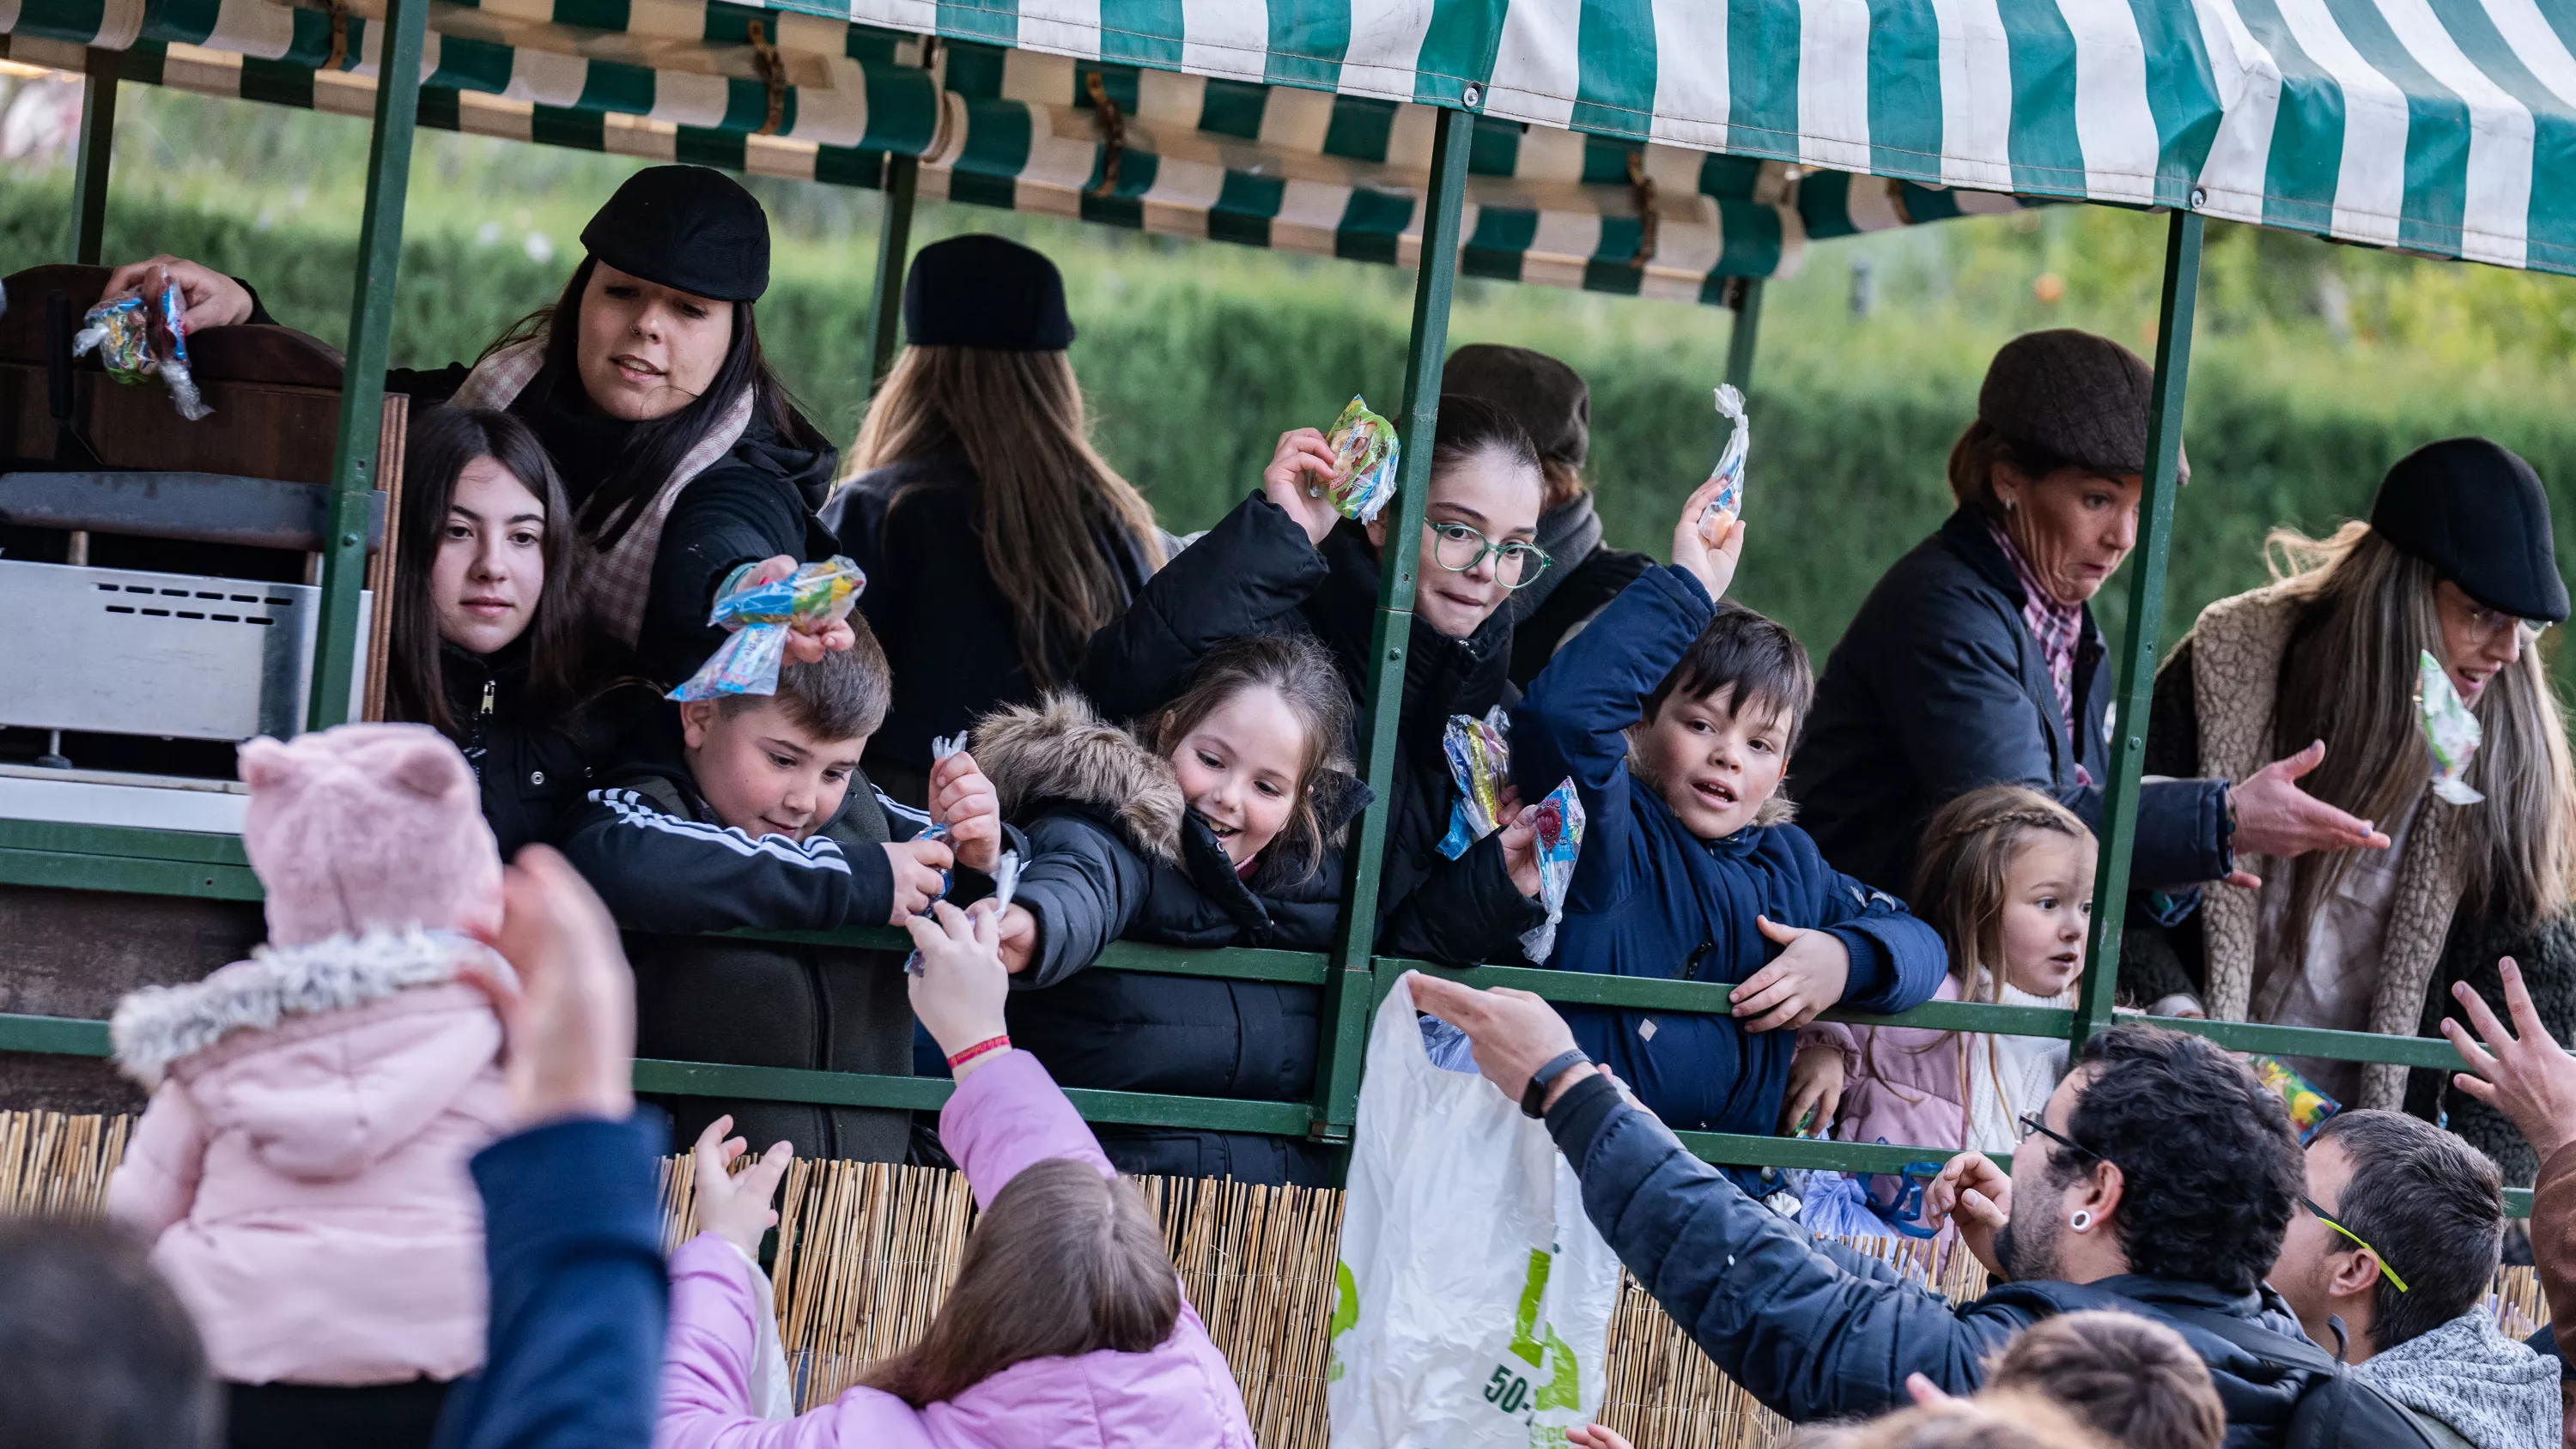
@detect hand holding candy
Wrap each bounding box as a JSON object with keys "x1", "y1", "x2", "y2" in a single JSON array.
[
  {"x1": 733, "y1": 555, "x2": 859, "y2": 666},
  {"x1": 1672, "y1": 473, "x2": 1745, "y2": 602},
  {"x1": 882, "y1": 837, "x2": 953, "y2": 925},
  {"x1": 101, "y1": 257, "x2": 254, "y2": 328},
  {"x1": 669, "y1": 556, "x2": 865, "y2": 701},
  {"x1": 1321, "y1": 396, "x2": 1400, "y2": 525},
  {"x1": 929, "y1": 749, "x2": 1003, "y2": 875},
  {"x1": 1516, "y1": 781, "x2": 1586, "y2": 961},
  {"x1": 1263, "y1": 427, "x2": 1346, "y2": 546}
]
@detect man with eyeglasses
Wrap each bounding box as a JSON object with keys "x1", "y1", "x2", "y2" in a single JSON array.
[
  {"x1": 2265, "y1": 1109, "x2": 2556, "y2": 1449},
  {"x1": 1410, "y1": 975, "x2": 2442, "y2": 1447}
]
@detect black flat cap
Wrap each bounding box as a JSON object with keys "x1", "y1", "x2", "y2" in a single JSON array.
[
  {"x1": 2372, "y1": 438, "x2": 2569, "y2": 623},
  {"x1": 1444, "y1": 344, "x2": 1589, "y2": 467},
  {"x1": 903, "y1": 235, "x2": 1075, "y2": 351},
  {"x1": 1978, "y1": 329, "x2": 2157, "y2": 476},
  {"x1": 580, "y1": 166, "x2": 770, "y2": 302}
]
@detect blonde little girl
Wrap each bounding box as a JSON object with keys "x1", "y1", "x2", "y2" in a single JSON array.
[{"x1": 1791, "y1": 785, "x2": 2095, "y2": 1239}]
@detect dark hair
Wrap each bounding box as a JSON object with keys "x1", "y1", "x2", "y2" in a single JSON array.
[
  {"x1": 0, "y1": 1219, "x2": 218, "y2": 1449},
  {"x1": 2310, "y1": 1109, "x2": 2505, "y2": 1350},
  {"x1": 1947, "y1": 418, "x2": 2080, "y2": 518},
  {"x1": 1430, "y1": 393, "x2": 1543, "y2": 491},
  {"x1": 500, "y1": 255, "x2": 819, "y2": 553},
  {"x1": 386, "y1": 406, "x2": 597, "y2": 739},
  {"x1": 1144, "y1": 633, "x2": 1355, "y2": 885},
  {"x1": 859, "y1": 1157, "x2": 1180, "y2": 1407},
  {"x1": 1642, "y1": 599, "x2": 1816, "y2": 743},
  {"x1": 715, "y1": 615, "x2": 892, "y2": 743},
  {"x1": 1989, "y1": 1311, "x2": 2224, "y2": 1449},
  {"x1": 2052, "y1": 1025, "x2": 2301, "y2": 1296}
]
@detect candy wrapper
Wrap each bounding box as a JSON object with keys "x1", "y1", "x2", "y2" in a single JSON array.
[
  {"x1": 667, "y1": 556, "x2": 866, "y2": 702},
  {"x1": 72, "y1": 283, "x2": 212, "y2": 422},
  {"x1": 905, "y1": 732, "x2": 1019, "y2": 975},
  {"x1": 1698, "y1": 384, "x2": 1749, "y2": 534},
  {"x1": 2416, "y1": 649, "x2": 2485, "y2": 805},
  {"x1": 1321, "y1": 395, "x2": 1400, "y2": 524},
  {"x1": 1516, "y1": 779, "x2": 1586, "y2": 962},
  {"x1": 2248, "y1": 1054, "x2": 2340, "y2": 1143},
  {"x1": 1437, "y1": 707, "x2": 1510, "y2": 859}
]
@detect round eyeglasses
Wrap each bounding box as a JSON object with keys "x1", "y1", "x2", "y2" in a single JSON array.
[{"x1": 1426, "y1": 520, "x2": 1552, "y2": 590}]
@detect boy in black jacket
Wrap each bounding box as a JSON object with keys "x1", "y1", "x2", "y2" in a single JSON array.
[{"x1": 556, "y1": 628, "x2": 1003, "y2": 1162}]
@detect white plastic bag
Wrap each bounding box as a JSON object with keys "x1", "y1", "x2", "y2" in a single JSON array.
[{"x1": 1328, "y1": 974, "x2": 1621, "y2": 1448}]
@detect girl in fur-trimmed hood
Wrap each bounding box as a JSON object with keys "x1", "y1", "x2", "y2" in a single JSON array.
[
  {"x1": 106, "y1": 724, "x2": 514, "y2": 1449},
  {"x1": 972, "y1": 634, "x2": 1370, "y2": 1185}
]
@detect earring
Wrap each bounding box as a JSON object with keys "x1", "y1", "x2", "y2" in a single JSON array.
[
  {"x1": 2069, "y1": 1210, "x2": 2093, "y2": 1233},
  {"x1": 2002, "y1": 498, "x2": 2018, "y2": 514}
]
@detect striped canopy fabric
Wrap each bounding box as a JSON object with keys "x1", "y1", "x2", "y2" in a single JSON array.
[{"x1": 7, "y1": 0, "x2": 2563, "y2": 277}]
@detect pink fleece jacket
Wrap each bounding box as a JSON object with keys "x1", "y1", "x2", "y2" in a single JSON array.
[
  {"x1": 1801, "y1": 974, "x2": 1974, "y2": 1154},
  {"x1": 656, "y1": 1050, "x2": 1256, "y2": 1449}
]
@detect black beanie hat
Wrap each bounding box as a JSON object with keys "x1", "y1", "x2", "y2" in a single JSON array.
[
  {"x1": 902, "y1": 235, "x2": 1075, "y2": 351},
  {"x1": 2370, "y1": 438, "x2": 2569, "y2": 623},
  {"x1": 1444, "y1": 344, "x2": 1589, "y2": 467},
  {"x1": 1978, "y1": 329, "x2": 2157, "y2": 476},
  {"x1": 580, "y1": 165, "x2": 770, "y2": 303}
]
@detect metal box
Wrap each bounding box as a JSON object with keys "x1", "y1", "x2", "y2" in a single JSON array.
[{"x1": 0, "y1": 557, "x2": 369, "y2": 741}]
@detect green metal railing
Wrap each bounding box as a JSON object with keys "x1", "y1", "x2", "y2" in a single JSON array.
[{"x1": 18, "y1": 82, "x2": 2532, "y2": 1221}]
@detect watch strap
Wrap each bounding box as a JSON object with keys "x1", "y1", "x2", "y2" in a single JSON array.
[{"x1": 1521, "y1": 1048, "x2": 1589, "y2": 1119}]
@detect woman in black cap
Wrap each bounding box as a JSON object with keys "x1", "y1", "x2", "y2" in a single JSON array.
[
  {"x1": 2124, "y1": 437, "x2": 2576, "y2": 1184},
  {"x1": 1791, "y1": 329, "x2": 2381, "y2": 902},
  {"x1": 822, "y1": 233, "x2": 1163, "y2": 807},
  {"x1": 105, "y1": 165, "x2": 844, "y2": 688}
]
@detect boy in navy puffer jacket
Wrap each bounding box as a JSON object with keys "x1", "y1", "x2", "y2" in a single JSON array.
[{"x1": 1511, "y1": 476, "x2": 1946, "y2": 1187}]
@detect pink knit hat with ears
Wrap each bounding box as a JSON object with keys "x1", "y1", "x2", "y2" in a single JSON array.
[{"x1": 237, "y1": 724, "x2": 503, "y2": 948}]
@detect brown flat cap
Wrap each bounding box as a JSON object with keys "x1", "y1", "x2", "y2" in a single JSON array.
[
  {"x1": 1978, "y1": 329, "x2": 2156, "y2": 477},
  {"x1": 1445, "y1": 343, "x2": 1589, "y2": 467}
]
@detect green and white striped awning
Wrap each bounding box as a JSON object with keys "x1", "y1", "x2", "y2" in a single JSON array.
[{"x1": 9, "y1": 0, "x2": 2561, "y2": 279}]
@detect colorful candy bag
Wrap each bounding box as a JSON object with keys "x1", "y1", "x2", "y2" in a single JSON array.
[
  {"x1": 2417, "y1": 649, "x2": 2486, "y2": 805},
  {"x1": 1322, "y1": 395, "x2": 1400, "y2": 524},
  {"x1": 667, "y1": 556, "x2": 866, "y2": 702},
  {"x1": 1699, "y1": 384, "x2": 1748, "y2": 532},
  {"x1": 1437, "y1": 707, "x2": 1510, "y2": 859},
  {"x1": 73, "y1": 282, "x2": 212, "y2": 421},
  {"x1": 1516, "y1": 779, "x2": 1586, "y2": 962},
  {"x1": 2248, "y1": 1054, "x2": 2340, "y2": 1143}
]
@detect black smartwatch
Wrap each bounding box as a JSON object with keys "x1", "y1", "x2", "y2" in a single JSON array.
[{"x1": 1521, "y1": 1048, "x2": 1590, "y2": 1118}]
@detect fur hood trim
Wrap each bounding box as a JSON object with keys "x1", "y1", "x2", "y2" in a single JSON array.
[
  {"x1": 111, "y1": 927, "x2": 512, "y2": 1087},
  {"x1": 974, "y1": 694, "x2": 1189, "y2": 863}
]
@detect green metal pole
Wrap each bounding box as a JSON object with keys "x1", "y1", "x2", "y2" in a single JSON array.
[
  {"x1": 2070, "y1": 208, "x2": 2202, "y2": 1046},
  {"x1": 305, "y1": 0, "x2": 428, "y2": 732},
  {"x1": 859, "y1": 153, "x2": 919, "y2": 403},
  {"x1": 1309, "y1": 105, "x2": 1473, "y2": 1139},
  {"x1": 1722, "y1": 276, "x2": 1764, "y2": 397},
  {"x1": 69, "y1": 48, "x2": 119, "y2": 264}
]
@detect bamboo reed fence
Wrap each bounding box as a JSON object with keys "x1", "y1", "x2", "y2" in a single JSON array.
[{"x1": 0, "y1": 1112, "x2": 2558, "y2": 1449}]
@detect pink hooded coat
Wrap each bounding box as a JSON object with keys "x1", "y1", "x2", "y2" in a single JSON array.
[
  {"x1": 105, "y1": 724, "x2": 513, "y2": 1386},
  {"x1": 656, "y1": 1050, "x2": 1257, "y2": 1449}
]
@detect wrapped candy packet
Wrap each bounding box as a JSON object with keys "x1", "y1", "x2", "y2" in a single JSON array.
[
  {"x1": 1698, "y1": 384, "x2": 1748, "y2": 534},
  {"x1": 1516, "y1": 779, "x2": 1586, "y2": 962},
  {"x1": 666, "y1": 556, "x2": 866, "y2": 702},
  {"x1": 1322, "y1": 395, "x2": 1400, "y2": 524},
  {"x1": 904, "y1": 731, "x2": 1024, "y2": 974},
  {"x1": 2417, "y1": 649, "x2": 2485, "y2": 805},
  {"x1": 2248, "y1": 1054, "x2": 2339, "y2": 1143},
  {"x1": 73, "y1": 283, "x2": 213, "y2": 421},
  {"x1": 1437, "y1": 707, "x2": 1510, "y2": 859}
]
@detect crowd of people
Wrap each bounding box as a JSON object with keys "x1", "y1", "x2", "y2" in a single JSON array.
[{"x1": 11, "y1": 159, "x2": 2575, "y2": 1447}]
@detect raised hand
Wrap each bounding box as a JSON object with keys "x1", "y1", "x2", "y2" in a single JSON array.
[
  {"x1": 1670, "y1": 472, "x2": 1746, "y2": 603},
  {"x1": 2444, "y1": 956, "x2": 2576, "y2": 1164},
  {"x1": 1732, "y1": 917, "x2": 1851, "y2": 1032},
  {"x1": 1261, "y1": 427, "x2": 1346, "y2": 547},
  {"x1": 2227, "y1": 741, "x2": 2391, "y2": 878},
  {"x1": 689, "y1": 1115, "x2": 793, "y2": 1258},
  {"x1": 905, "y1": 901, "x2": 1011, "y2": 1072}
]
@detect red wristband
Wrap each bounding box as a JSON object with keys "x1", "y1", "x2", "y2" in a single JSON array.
[{"x1": 945, "y1": 1035, "x2": 1010, "y2": 1070}]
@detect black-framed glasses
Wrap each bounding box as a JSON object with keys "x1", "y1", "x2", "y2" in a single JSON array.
[
  {"x1": 2301, "y1": 1195, "x2": 2411, "y2": 1293},
  {"x1": 1425, "y1": 520, "x2": 1552, "y2": 590},
  {"x1": 2016, "y1": 1112, "x2": 2102, "y2": 1164}
]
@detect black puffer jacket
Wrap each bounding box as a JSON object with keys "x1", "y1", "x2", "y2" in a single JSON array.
[
  {"x1": 1078, "y1": 493, "x2": 1545, "y2": 966},
  {"x1": 428, "y1": 640, "x2": 661, "y2": 858},
  {"x1": 824, "y1": 446, "x2": 1157, "y2": 799},
  {"x1": 977, "y1": 694, "x2": 1370, "y2": 1186}
]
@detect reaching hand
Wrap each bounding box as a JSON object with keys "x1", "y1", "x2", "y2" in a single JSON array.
[
  {"x1": 1261, "y1": 427, "x2": 1347, "y2": 547},
  {"x1": 1734, "y1": 918, "x2": 1851, "y2": 1032},
  {"x1": 101, "y1": 256, "x2": 255, "y2": 328},
  {"x1": 1499, "y1": 803, "x2": 1543, "y2": 900},
  {"x1": 690, "y1": 1115, "x2": 793, "y2": 1259},
  {"x1": 2444, "y1": 957, "x2": 2576, "y2": 1164},
  {"x1": 1670, "y1": 473, "x2": 1746, "y2": 603},
  {"x1": 2229, "y1": 742, "x2": 2391, "y2": 863},
  {"x1": 731, "y1": 556, "x2": 859, "y2": 666},
  {"x1": 1407, "y1": 972, "x2": 1591, "y2": 1111},
  {"x1": 905, "y1": 902, "x2": 1011, "y2": 1069},
  {"x1": 1780, "y1": 1040, "x2": 1845, "y2": 1136},
  {"x1": 1923, "y1": 1151, "x2": 2012, "y2": 1279},
  {"x1": 882, "y1": 837, "x2": 954, "y2": 924},
  {"x1": 460, "y1": 845, "x2": 636, "y2": 1127},
  {"x1": 993, "y1": 902, "x2": 1039, "y2": 975},
  {"x1": 928, "y1": 749, "x2": 1002, "y2": 875}
]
